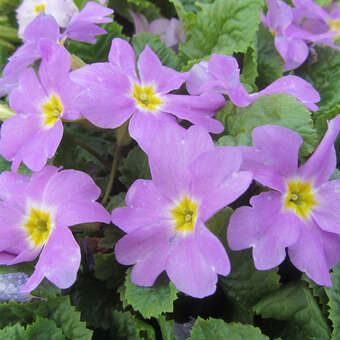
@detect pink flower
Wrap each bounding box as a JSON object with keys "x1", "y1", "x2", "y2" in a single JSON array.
[
  {"x1": 0, "y1": 166, "x2": 110, "y2": 293},
  {"x1": 71, "y1": 38, "x2": 225, "y2": 149},
  {"x1": 0, "y1": 40, "x2": 81, "y2": 171},
  {"x1": 112, "y1": 124, "x2": 252, "y2": 298},
  {"x1": 228, "y1": 115, "x2": 340, "y2": 286}
]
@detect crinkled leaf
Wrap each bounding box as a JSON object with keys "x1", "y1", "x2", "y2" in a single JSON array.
[
  {"x1": 220, "y1": 248, "x2": 280, "y2": 324},
  {"x1": 325, "y1": 262, "x2": 340, "y2": 340},
  {"x1": 94, "y1": 252, "x2": 126, "y2": 290},
  {"x1": 157, "y1": 315, "x2": 176, "y2": 340},
  {"x1": 69, "y1": 275, "x2": 119, "y2": 330},
  {"x1": 178, "y1": 0, "x2": 263, "y2": 61},
  {"x1": 0, "y1": 296, "x2": 92, "y2": 340},
  {"x1": 119, "y1": 145, "x2": 151, "y2": 188},
  {"x1": 120, "y1": 269, "x2": 178, "y2": 319},
  {"x1": 26, "y1": 317, "x2": 64, "y2": 340},
  {"x1": 110, "y1": 310, "x2": 156, "y2": 340},
  {"x1": 254, "y1": 282, "x2": 330, "y2": 340},
  {"x1": 256, "y1": 23, "x2": 283, "y2": 87},
  {"x1": 296, "y1": 46, "x2": 340, "y2": 112},
  {"x1": 0, "y1": 323, "x2": 27, "y2": 339},
  {"x1": 132, "y1": 32, "x2": 180, "y2": 70},
  {"x1": 188, "y1": 317, "x2": 269, "y2": 340},
  {"x1": 216, "y1": 94, "x2": 319, "y2": 157},
  {"x1": 302, "y1": 274, "x2": 329, "y2": 317},
  {"x1": 240, "y1": 45, "x2": 258, "y2": 91}
]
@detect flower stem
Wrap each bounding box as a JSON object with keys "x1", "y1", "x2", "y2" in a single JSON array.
[{"x1": 101, "y1": 144, "x2": 122, "y2": 205}]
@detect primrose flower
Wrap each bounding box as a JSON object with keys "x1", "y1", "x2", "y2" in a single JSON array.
[
  {"x1": 0, "y1": 166, "x2": 110, "y2": 293},
  {"x1": 16, "y1": 0, "x2": 78, "y2": 38},
  {"x1": 112, "y1": 124, "x2": 253, "y2": 298},
  {"x1": 227, "y1": 115, "x2": 340, "y2": 286},
  {"x1": 0, "y1": 4, "x2": 113, "y2": 97},
  {"x1": 262, "y1": 0, "x2": 337, "y2": 70},
  {"x1": 0, "y1": 40, "x2": 81, "y2": 171},
  {"x1": 130, "y1": 11, "x2": 185, "y2": 48},
  {"x1": 293, "y1": 0, "x2": 340, "y2": 46},
  {"x1": 186, "y1": 54, "x2": 320, "y2": 111},
  {"x1": 16, "y1": 0, "x2": 113, "y2": 40},
  {"x1": 71, "y1": 38, "x2": 224, "y2": 148}
]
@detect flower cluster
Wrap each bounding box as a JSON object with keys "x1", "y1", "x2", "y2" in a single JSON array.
[
  {"x1": 0, "y1": 0, "x2": 340, "y2": 304},
  {"x1": 262, "y1": 0, "x2": 340, "y2": 71}
]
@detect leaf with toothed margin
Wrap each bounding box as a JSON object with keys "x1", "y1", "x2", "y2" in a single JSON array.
[
  {"x1": 188, "y1": 317, "x2": 269, "y2": 339},
  {"x1": 119, "y1": 269, "x2": 178, "y2": 319}
]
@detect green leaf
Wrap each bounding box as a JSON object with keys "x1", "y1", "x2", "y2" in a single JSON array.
[
  {"x1": 314, "y1": 0, "x2": 332, "y2": 5},
  {"x1": 26, "y1": 317, "x2": 64, "y2": 340},
  {"x1": 296, "y1": 46, "x2": 340, "y2": 112},
  {"x1": 216, "y1": 94, "x2": 319, "y2": 157},
  {"x1": 157, "y1": 315, "x2": 176, "y2": 340},
  {"x1": 256, "y1": 23, "x2": 283, "y2": 87},
  {"x1": 0, "y1": 323, "x2": 27, "y2": 339},
  {"x1": 132, "y1": 32, "x2": 180, "y2": 70},
  {"x1": 188, "y1": 317, "x2": 269, "y2": 340},
  {"x1": 0, "y1": 296, "x2": 92, "y2": 340},
  {"x1": 67, "y1": 21, "x2": 126, "y2": 64},
  {"x1": 69, "y1": 275, "x2": 119, "y2": 330},
  {"x1": 254, "y1": 282, "x2": 331, "y2": 340},
  {"x1": 325, "y1": 262, "x2": 340, "y2": 340},
  {"x1": 120, "y1": 269, "x2": 178, "y2": 319},
  {"x1": 220, "y1": 248, "x2": 280, "y2": 324},
  {"x1": 178, "y1": 0, "x2": 263, "y2": 61},
  {"x1": 119, "y1": 146, "x2": 151, "y2": 188},
  {"x1": 240, "y1": 45, "x2": 258, "y2": 90},
  {"x1": 94, "y1": 252, "x2": 126, "y2": 289},
  {"x1": 110, "y1": 310, "x2": 156, "y2": 340}
]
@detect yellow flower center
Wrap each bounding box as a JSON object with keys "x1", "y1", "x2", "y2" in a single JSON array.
[
  {"x1": 131, "y1": 83, "x2": 163, "y2": 111},
  {"x1": 328, "y1": 19, "x2": 340, "y2": 40},
  {"x1": 24, "y1": 208, "x2": 52, "y2": 247},
  {"x1": 171, "y1": 196, "x2": 198, "y2": 232},
  {"x1": 284, "y1": 180, "x2": 317, "y2": 219},
  {"x1": 34, "y1": 3, "x2": 46, "y2": 14},
  {"x1": 42, "y1": 95, "x2": 63, "y2": 127}
]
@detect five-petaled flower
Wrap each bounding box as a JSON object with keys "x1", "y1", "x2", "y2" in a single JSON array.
[
  {"x1": 0, "y1": 40, "x2": 81, "y2": 171},
  {"x1": 0, "y1": 166, "x2": 110, "y2": 293},
  {"x1": 228, "y1": 115, "x2": 340, "y2": 286},
  {"x1": 71, "y1": 38, "x2": 225, "y2": 149},
  {"x1": 112, "y1": 124, "x2": 252, "y2": 298}
]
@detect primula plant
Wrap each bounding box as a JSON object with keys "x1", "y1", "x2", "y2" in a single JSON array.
[{"x1": 2, "y1": 0, "x2": 340, "y2": 339}]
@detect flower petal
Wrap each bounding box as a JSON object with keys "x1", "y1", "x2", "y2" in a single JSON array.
[
  {"x1": 21, "y1": 227, "x2": 81, "y2": 293},
  {"x1": 108, "y1": 38, "x2": 138, "y2": 81},
  {"x1": 288, "y1": 219, "x2": 333, "y2": 286},
  {"x1": 115, "y1": 224, "x2": 171, "y2": 286},
  {"x1": 112, "y1": 179, "x2": 169, "y2": 233},
  {"x1": 191, "y1": 147, "x2": 252, "y2": 221},
  {"x1": 137, "y1": 45, "x2": 187, "y2": 94},
  {"x1": 228, "y1": 191, "x2": 302, "y2": 269},
  {"x1": 166, "y1": 233, "x2": 218, "y2": 298},
  {"x1": 299, "y1": 115, "x2": 340, "y2": 186},
  {"x1": 163, "y1": 93, "x2": 225, "y2": 133}
]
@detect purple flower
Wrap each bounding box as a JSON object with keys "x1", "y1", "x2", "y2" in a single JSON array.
[
  {"x1": 130, "y1": 11, "x2": 185, "y2": 48},
  {"x1": 63, "y1": 2, "x2": 113, "y2": 43},
  {"x1": 0, "y1": 166, "x2": 110, "y2": 293},
  {"x1": 112, "y1": 124, "x2": 253, "y2": 298},
  {"x1": 186, "y1": 54, "x2": 320, "y2": 111},
  {"x1": 227, "y1": 115, "x2": 340, "y2": 286},
  {"x1": 16, "y1": 0, "x2": 78, "y2": 38},
  {"x1": 293, "y1": 0, "x2": 340, "y2": 44},
  {"x1": 0, "y1": 4, "x2": 113, "y2": 97},
  {"x1": 0, "y1": 40, "x2": 81, "y2": 171},
  {"x1": 262, "y1": 0, "x2": 337, "y2": 71},
  {"x1": 71, "y1": 38, "x2": 225, "y2": 148}
]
